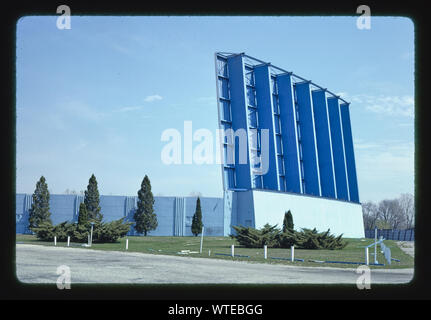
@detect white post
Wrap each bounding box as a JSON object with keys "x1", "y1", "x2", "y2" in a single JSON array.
[
  {"x1": 126, "y1": 238, "x2": 129, "y2": 250},
  {"x1": 54, "y1": 236, "x2": 57, "y2": 246},
  {"x1": 291, "y1": 245, "x2": 294, "y2": 262},
  {"x1": 231, "y1": 244, "x2": 235, "y2": 257},
  {"x1": 67, "y1": 236, "x2": 70, "y2": 247},
  {"x1": 365, "y1": 247, "x2": 369, "y2": 265},
  {"x1": 200, "y1": 226, "x2": 204, "y2": 254},
  {"x1": 264, "y1": 245, "x2": 267, "y2": 260},
  {"x1": 208, "y1": 250, "x2": 211, "y2": 256},
  {"x1": 374, "y1": 228, "x2": 377, "y2": 264},
  {"x1": 88, "y1": 234, "x2": 90, "y2": 246}
]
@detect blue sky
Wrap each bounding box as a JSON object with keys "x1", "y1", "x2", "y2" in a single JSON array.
[{"x1": 16, "y1": 16, "x2": 414, "y2": 202}]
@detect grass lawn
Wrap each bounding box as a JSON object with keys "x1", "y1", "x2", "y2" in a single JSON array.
[{"x1": 16, "y1": 234, "x2": 414, "y2": 269}]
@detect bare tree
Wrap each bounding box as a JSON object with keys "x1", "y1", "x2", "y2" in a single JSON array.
[
  {"x1": 389, "y1": 200, "x2": 405, "y2": 229},
  {"x1": 377, "y1": 198, "x2": 410, "y2": 229},
  {"x1": 189, "y1": 191, "x2": 203, "y2": 197},
  {"x1": 362, "y1": 201, "x2": 379, "y2": 229},
  {"x1": 64, "y1": 189, "x2": 78, "y2": 195},
  {"x1": 363, "y1": 194, "x2": 415, "y2": 230},
  {"x1": 377, "y1": 199, "x2": 395, "y2": 228},
  {"x1": 64, "y1": 189, "x2": 84, "y2": 196},
  {"x1": 399, "y1": 193, "x2": 414, "y2": 229}
]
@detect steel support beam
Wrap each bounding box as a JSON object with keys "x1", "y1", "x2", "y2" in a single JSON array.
[
  {"x1": 327, "y1": 97, "x2": 349, "y2": 201},
  {"x1": 312, "y1": 89, "x2": 336, "y2": 198},
  {"x1": 254, "y1": 64, "x2": 280, "y2": 190},
  {"x1": 340, "y1": 103, "x2": 360, "y2": 203},
  {"x1": 294, "y1": 82, "x2": 321, "y2": 196}
]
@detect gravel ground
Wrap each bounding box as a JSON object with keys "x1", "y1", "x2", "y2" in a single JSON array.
[
  {"x1": 16, "y1": 244, "x2": 414, "y2": 285},
  {"x1": 396, "y1": 241, "x2": 415, "y2": 258}
]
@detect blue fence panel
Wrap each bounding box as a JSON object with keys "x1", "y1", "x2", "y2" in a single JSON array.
[
  {"x1": 49, "y1": 195, "x2": 78, "y2": 224},
  {"x1": 364, "y1": 229, "x2": 414, "y2": 241},
  {"x1": 100, "y1": 195, "x2": 127, "y2": 221}
]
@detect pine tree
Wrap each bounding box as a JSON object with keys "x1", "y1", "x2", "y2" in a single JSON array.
[
  {"x1": 283, "y1": 210, "x2": 294, "y2": 233},
  {"x1": 134, "y1": 175, "x2": 158, "y2": 236},
  {"x1": 231, "y1": 224, "x2": 280, "y2": 248},
  {"x1": 84, "y1": 174, "x2": 103, "y2": 222},
  {"x1": 191, "y1": 197, "x2": 203, "y2": 236},
  {"x1": 77, "y1": 202, "x2": 89, "y2": 226},
  {"x1": 232, "y1": 224, "x2": 347, "y2": 249},
  {"x1": 29, "y1": 176, "x2": 52, "y2": 230}
]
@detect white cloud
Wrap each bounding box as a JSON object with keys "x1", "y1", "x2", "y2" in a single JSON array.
[
  {"x1": 341, "y1": 93, "x2": 414, "y2": 118},
  {"x1": 335, "y1": 92, "x2": 348, "y2": 99},
  {"x1": 355, "y1": 140, "x2": 414, "y2": 202},
  {"x1": 144, "y1": 94, "x2": 163, "y2": 102},
  {"x1": 110, "y1": 43, "x2": 132, "y2": 55},
  {"x1": 111, "y1": 105, "x2": 155, "y2": 118},
  {"x1": 115, "y1": 106, "x2": 143, "y2": 113},
  {"x1": 354, "y1": 142, "x2": 381, "y2": 150},
  {"x1": 366, "y1": 95, "x2": 414, "y2": 118}
]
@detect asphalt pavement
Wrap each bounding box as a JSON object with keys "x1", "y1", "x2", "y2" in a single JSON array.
[{"x1": 16, "y1": 244, "x2": 414, "y2": 285}]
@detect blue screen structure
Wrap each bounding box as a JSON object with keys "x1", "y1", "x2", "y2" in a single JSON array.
[{"x1": 215, "y1": 53, "x2": 360, "y2": 203}]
